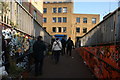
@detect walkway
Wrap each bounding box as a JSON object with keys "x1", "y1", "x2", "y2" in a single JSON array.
[{"x1": 23, "y1": 49, "x2": 95, "y2": 79}]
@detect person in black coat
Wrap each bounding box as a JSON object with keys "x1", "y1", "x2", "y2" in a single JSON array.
[
  {"x1": 2, "y1": 35, "x2": 10, "y2": 74},
  {"x1": 33, "y1": 36, "x2": 46, "y2": 76},
  {"x1": 66, "y1": 37, "x2": 74, "y2": 56},
  {"x1": 61, "y1": 37, "x2": 66, "y2": 55}
]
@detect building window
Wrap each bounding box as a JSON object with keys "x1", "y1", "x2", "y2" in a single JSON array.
[
  {"x1": 43, "y1": 8, "x2": 47, "y2": 13},
  {"x1": 53, "y1": 17, "x2": 56, "y2": 23},
  {"x1": 63, "y1": 17, "x2": 67, "y2": 23},
  {"x1": 53, "y1": 2, "x2": 57, "y2": 3},
  {"x1": 76, "y1": 17, "x2": 80, "y2": 23},
  {"x1": 58, "y1": 27, "x2": 61, "y2": 32},
  {"x1": 53, "y1": 8, "x2": 57, "y2": 13},
  {"x1": 63, "y1": 7, "x2": 67, "y2": 13},
  {"x1": 58, "y1": 7, "x2": 62, "y2": 13},
  {"x1": 63, "y1": 27, "x2": 66, "y2": 32},
  {"x1": 92, "y1": 18, "x2": 96, "y2": 24},
  {"x1": 83, "y1": 18, "x2": 87, "y2": 23},
  {"x1": 43, "y1": 17, "x2": 47, "y2": 23},
  {"x1": 59, "y1": 1, "x2": 62, "y2": 3},
  {"x1": 83, "y1": 28, "x2": 87, "y2": 33},
  {"x1": 34, "y1": 10, "x2": 37, "y2": 20},
  {"x1": 52, "y1": 27, "x2": 56, "y2": 32},
  {"x1": 58, "y1": 17, "x2": 62, "y2": 23},
  {"x1": 76, "y1": 27, "x2": 80, "y2": 33}
]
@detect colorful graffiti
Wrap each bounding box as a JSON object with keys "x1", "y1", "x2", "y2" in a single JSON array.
[
  {"x1": 76, "y1": 44, "x2": 120, "y2": 79},
  {"x1": 1, "y1": 25, "x2": 35, "y2": 70}
]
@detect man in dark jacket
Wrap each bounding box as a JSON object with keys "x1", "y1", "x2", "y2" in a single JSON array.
[
  {"x1": 66, "y1": 37, "x2": 74, "y2": 56},
  {"x1": 61, "y1": 37, "x2": 66, "y2": 55},
  {"x1": 33, "y1": 36, "x2": 46, "y2": 76}
]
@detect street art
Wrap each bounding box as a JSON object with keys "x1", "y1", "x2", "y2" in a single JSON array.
[
  {"x1": 76, "y1": 45, "x2": 120, "y2": 79},
  {"x1": 2, "y1": 26, "x2": 35, "y2": 70}
]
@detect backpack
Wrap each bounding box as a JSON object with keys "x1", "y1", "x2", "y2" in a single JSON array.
[{"x1": 67, "y1": 40, "x2": 73, "y2": 47}]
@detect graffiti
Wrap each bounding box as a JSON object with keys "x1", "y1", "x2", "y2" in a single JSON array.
[
  {"x1": 76, "y1": 45, "x2": 120, "y2": 79},
  {"x1": 2, "y1": 27, "x2": 35, "y2": 69}
]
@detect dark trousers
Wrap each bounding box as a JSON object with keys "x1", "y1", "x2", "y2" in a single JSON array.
[
  {"x1": 53, "y1": 50, "x2": 60, "y2": 64},
  {"x1": 67, "y1": 48, "x2": 72, "y2": 56},
  {"x1": 62, "y1": 47, "x2": 65, "y2": 55},
  {"x1": 35, "y1": 58, "x2": 44, "y2": 75}
]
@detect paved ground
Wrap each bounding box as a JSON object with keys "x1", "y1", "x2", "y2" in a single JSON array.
[{"x1": 24, "y1": 49, "x2": 95, "y2": 79}]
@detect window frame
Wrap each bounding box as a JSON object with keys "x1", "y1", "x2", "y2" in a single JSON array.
[
  {"x1": 43, "y1": 8, "x2": 47, "y2": 13},
  {"x1": 92, "y1": 18, "x2": 96, "y2": 24},
  {"x1": 63, "y1": 27, "x2": 66, "y2": 33},
  {"x1": 53, "y1": 7, "x2": 57, "y2": 13},
  {"x1": 76, "y1": 27, "x2": 80, "y2": 33},
  {"x1": 83, "y1": 28, "x2": 87, "y2": 33},
  {"x1": 63, "y1": 7, "x2": 67, "y2": 13},
  {"x1": 63, "y1": 17, "x2": 67, "y2": 23},
  {"x1": 58, "y1": 27, "x2": 62, "y2": 32},
  {"x1": 58, "y1": 17, "x2": 62, "y2": 23},
  {"x1": 58, "y1": 7, "x2": 62, "y2": 13},
  {"x1": 83, "y1": 18, "x2": 87, "y2": 23},
  {"x1": 53, "y1": 17, "x2": 57, "y2": 23},
  {"x1": 76, "y1": 17, "x2": 80, "y2": 23},
  {"x1": 52, "y1": 27, "x2": 56, "y2": 32},
  {"x1": 43, "y1": 17, "x2": 47, "y2": 23}
]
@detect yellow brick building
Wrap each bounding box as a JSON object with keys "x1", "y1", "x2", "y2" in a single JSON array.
[{"x1": 43, "y1": 0, "x2": 100, "y2": 43}]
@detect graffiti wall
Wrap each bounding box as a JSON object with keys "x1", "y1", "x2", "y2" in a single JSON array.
[
  {"x1": 1, "y1": 25, "x2": 35, "y2": 70},
  {"x1": 76, "y1": 44, "x2": 120, "y2": 79}
]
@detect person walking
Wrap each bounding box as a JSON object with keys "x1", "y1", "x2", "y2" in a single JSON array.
[
  {"x1": 52, "y1": 38, "x2": 62, "y2": 64},
  {"x1": 66, "y1": 37, "x2": 74, "y2": 56},
  {"x1": 33, "y1": 36, "x2": 46, "y2": 76},
  {"x1": 61, "y1": 37, "x2": 66, "y2": 55}
]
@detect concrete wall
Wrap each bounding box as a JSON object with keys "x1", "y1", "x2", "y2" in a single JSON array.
[
  {"x1": 34, "y1": 20, "x2": 51, "y2": 44},
  {"x1": 81, "y1": 8, "x2": 120, "y2": 46},
  {"x1": 0, "y1": 24, "x2": 2, "y2": 55}
]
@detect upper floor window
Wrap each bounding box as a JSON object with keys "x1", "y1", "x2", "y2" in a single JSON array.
[
  {"x1": 92, "y1": 18, "x2": 96, "y2": 24},
  {"x1": 34, "y1": 10, "x2": 37, "y2": 20},
  {"x1": 83, "y1": 28, "x2": 87, "y2": 33},
  {"x1": 52, "y1": 27, "x2": 56, "y2": 32},
  {"x1": 43, "y1": 8, "x2": 47, "y2": 13},
  {"x1": 76, "y1": 17, "x2": 80, "y2": 23},
  {"x1": 58, "y1": 7, "x2": 62, "y2": 13},
  {"x1": 63, "y1": 27, "x2": 66, "y2": 32},
  {"x1": 76, "y1": 27, "x2": 80, "y2": 33},
  {"x1": 53, "y1": 17, "x2": 56, "y2": 23},
  {"x1": 58, "y1": 27, "x2": 61, "y2": 32},
  {"x1": 59, "y1": 2, "x2": 62, "y2": 3},
  {"x1": 53, "y1": 2, "x2": 57, "y2": 3},
  {"x1": 43, "y1": 17, "x2": 47, "y2": 23},
  {"x1": 63, "y1": 7, "x2": 67, "y2": 13},
  {"x1": 83, "y1": 18, "x2": 87, "y2": 23},
  {"x1": 53, "y1": 8, "x2": 57, "y2": 13},
  {"x1": 63, "y1": 17, "x2": 67, "y2": 23},
  {"x1": 58, "y1": 17, "x2": 62, "y2": 23}
]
